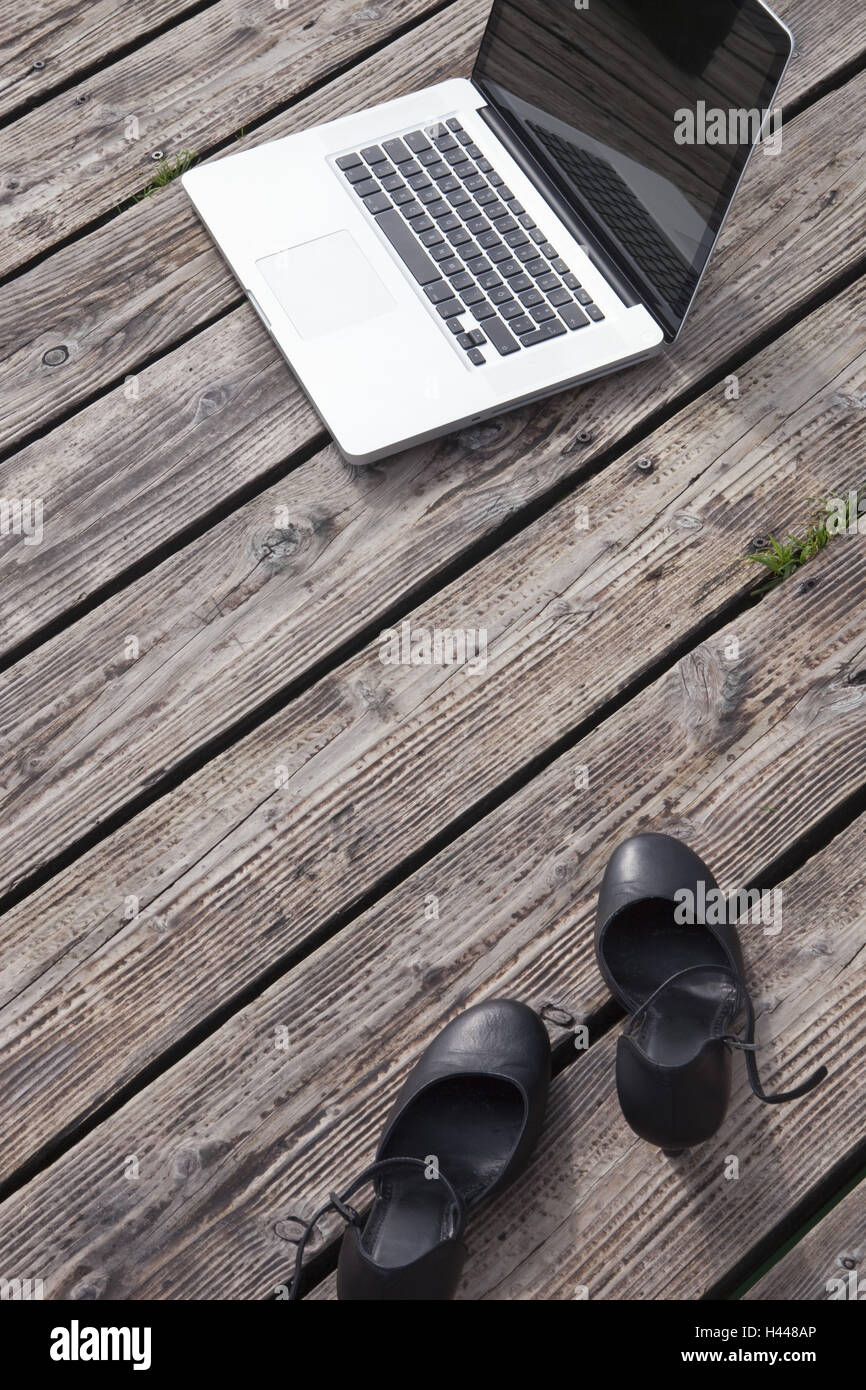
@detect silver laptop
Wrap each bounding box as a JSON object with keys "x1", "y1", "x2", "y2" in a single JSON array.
[{"x1": 183, "y1": 0, "x2": 792, "y2": 465}]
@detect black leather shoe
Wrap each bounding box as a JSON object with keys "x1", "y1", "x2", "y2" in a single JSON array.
[
  {"x1": 288, "y1": 999, "x2": 550, "y2": 1299},
  {"x1": 595, "y1": 833, "x2": 827, "y2": 1152}
]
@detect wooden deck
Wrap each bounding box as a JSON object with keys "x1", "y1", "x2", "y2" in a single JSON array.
[{"x1": 0, "y1": 0, "x2": 864, "y2": 1302}]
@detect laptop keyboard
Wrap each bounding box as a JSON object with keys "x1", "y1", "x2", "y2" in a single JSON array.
[
  {"x1": 526, "y1": 122, "x2": 691, "y2": 317},
  {"x1": 334, "y1": 118, "x2": 604, "y2": 366}
]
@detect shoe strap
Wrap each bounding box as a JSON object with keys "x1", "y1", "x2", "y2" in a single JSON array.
[
  {"x1": 287, "y1": 1156, "x2": 466, "y2": 1300},
  {"x1": 624, "y1": 961, "x2": 827, "y2": 1105}
]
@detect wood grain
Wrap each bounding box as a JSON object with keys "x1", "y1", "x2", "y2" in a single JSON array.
[
  {"x1": 744, "y1": 1181, "x2": 866, "y2": 1300},
  {"x1": 0, "y1": 0, "x2": 465, "y2": 279},
  {"x1": 0, "y1": 536, "x2": 863, "y2": 1298},
  {"x1": 0, "y1": 0, "x2": 207, "y2": 120},
  {"x1": 0, "y1": 278, "x2": 863, "y2": 1190}
]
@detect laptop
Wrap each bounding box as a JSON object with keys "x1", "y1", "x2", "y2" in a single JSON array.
[{"x1": 183, "y1": 0, "x2": 792, "y2": 465}]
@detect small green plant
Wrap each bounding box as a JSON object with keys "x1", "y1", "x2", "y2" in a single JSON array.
[
  {"x1": 743, "y1": 490, "x2": 859, "y2": 592},
  {"x1": 132, "y1": 149, "x2": 197, "y2": 203}
]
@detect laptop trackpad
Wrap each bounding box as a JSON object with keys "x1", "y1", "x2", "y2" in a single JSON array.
[{"x1": 256, "y1": 231, "x2": 396, "y2": 339}]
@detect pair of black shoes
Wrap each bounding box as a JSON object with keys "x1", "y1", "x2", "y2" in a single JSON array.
[{"x1": 289, "y1": 834, "x2": 827, "y2": 1300}]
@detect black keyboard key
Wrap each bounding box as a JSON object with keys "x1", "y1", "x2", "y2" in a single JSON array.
[
  {"x1": 501, "y1": 300, "x2": 524, "y2": 320},
  {"x1": 448, "y1": 226, "x2": 471, "y2": 246},
  {"x1": 337, "y1": 152, "x2": 362, "y2": 170},
  {"x1": 420, "y1": 229, "x2": 444, "y2": 247},
  {"x1": 473, "y1": 257, "x2": 492, "y2": 275},
  {"x1": 425, "y1": 280, "x2": 452, "y2": 303},
  {"x1": 361, "y1": 144, "x2": 386, "y2": 164},
  {"x1": 587, "y1": 304, "x2": 605, "y2": 321},
  {"x1": 401, "y1": 199, "x2": 425, "y2": 219},
  {"x1": 435, "y1": 133, "x2": 458, "y2": 151},
  {"x1": 519, "y1": 288, "x2": 544, "y2": 307},
  {"x1": 521, "y1": 321, "x2": 567, "y2": 346},
  {"x1": 551, "y1": 257, "x2": 569, "y2": 273},
  {"x1": 383, "y1": 138, "x2": 412, "y2": 163},
  {"x1": 509, "y1": 200, "x2": 525, "y2": 215},
  {"x1": 446, "y1": 117, "x2": 463, "y2": 132},
  {"x1": 429, "y1": 200, "x2": 450, "y2": 219},
  {"x1": 447, "y1": 317, "x2": 465, "y2": 334},
  {"x1": 419, "y1": 149, "x2": 440, "y2": 166},
  {"x1": 445, "y1": 147, "x2": 468, "y2": 166},
  {"x1": 467, "y1": 143, "x2": 482, "y2": 158},
  {"x1": 576, "y1": 289, "x2": 592, "y2": 304},
  {"x1": 439, "y1": 212, "x2": 461, "y2": 231},
  {"x1": 499, "y1": 186, "x2": 514, "y2": 201},
  {"x1": 488, "y1": 202, "x2": 510, "y2": 221},
  {"x1": 461, "y1": 241, "x2": 482, "y2": 260},
  {"x1": 515, "y1": 243, "x2": 538, "y2": 263},
  {"x1": 440, "y1": 256, "x2": 462, "y2": 275},
  {"x1": 427, "y1": 160, "x2": 449, "y2": 178},
  {"x1": 452, "y1": 160, "x2": 474, "y2": 179},
  {"x1": 436, "y1": 297, "x2": 464, "y2": 319},
  {"x1": 488, "y1": 170, "x2": 503, "y2": 186},
  {"x1": 471, "y1": 302, "x2": 497, "y2": 321},
  {"x1": 525, "y1": 258, "x2": 549, "y2": 277},
  {"x1": 438, "y1": 174, "x2": 459, "y2": 193},
  {"x1": 466, "y1": 218, "x2": 489, "y2": 236},
  {"x1": 529, "y1": 227, "x2": 546, "y2": 243},
  {"x1": 539, "y1": 242, "x2": 558, "y2": 258},
  {"x1": 430, "y1": 242, "x2": 454, "y2": 262},
  {"x1": 560, "y1": 302, "x2": 589, "y2": 330},
  {"x1": 355, "y1": 178, "x2": 380, "y2": 198},
  {"x1": 511, "y1": 273, "x2": 532, "y2": 292},
  {"x1": 462, "y1": 285, "x2": 484, "y2": 305},
  {"x1": 489, "y1": 244, "x2": 511, "y2": 263},
  {"x1": 381, "y1": 173, "x2": 404, "y2": 192},
  {"x1": 467, "y1": 347, "x2": 486, "y2": 365},
  {"x1": 489, "y1": 283, "x2": 512, "y2": 304},
  {"x1": 447, "y1": 189, "x2": 470, "y2": 208},
  {"x1": 401, "y1": 160, "x2": 422, "y2": 178},
  {"x1": 484, "y1": 317, "x2": 520, "y2": 355},
  {"x1": 375, "y1": 208, "x2": 441, "y2": 285},
  {"x1": 468, "y1": 329, "x2": 486, "y2": 346},
  {"x1": 465, "y1": 174, "x2": 486, "y2": 193},
  {"x1": 548, "y1": 287, "x2": 571, "y2": 306},
  {"x1": 511, "y1": 314, "x2": 535, "y2": 336},
  {"x1": 365, "y1": 191, "x2": 391, "y2": 214},
  {"x1": 418, "y1": 185, "x2": 440, "y2": 205},
  {"x1": 414, "y1": 215, "x2": 434, "y2": 233},
  {"x1": 477, "y1": 158, "x2": 493, "y2": 172},
  {"x1": 478, "y1": 270, "x2": 502, "y2": 290},
  {"x1": 458, "y1": 202, "x2": 481, "y2": 223},
  {"x1": 499, "y1": 259, "x2": 521, "y2": 278},
  {"x1": 497, "y1": 217, "x2": 518, "y2": 234},
  {"x1": 477, "y1": 230, "x2": 501, "y2": 251},
  {"x1": 476, "y1": 187, "x2": 497, "y2": 206},
  {"x1": 456, "y1": 131, "x2": 472, "y2": 146},
  {"x1": 451, "y1": 271, "x2": 473, "y2": 290},
  {"x1": 457, "y1": 331, "x2": 475, "y2": 348},
  {"x1": 393, "y1": 186, "x2": 414, "y2": 205},
  {"x1": 405, "y1": 130, "x2": 432, "y2": 153},
  {"x1": 563, "y1": 272, "x2": 581, "y2": 290},
  {"x1": 518, "y1": 212, "x2": 536, "y2": 228},
  {"x1": 531, "y1": 303, "x2": 556, "y2": 322},
  {"x1": 537, "y1": 272, "x2": 560, "y2": 290},
  {"x1": 345, "y1": 164, "x2": 374, "y2": 184},
  {"x1": 408, "y1": 172, "x2": 431, "y2": 190}
]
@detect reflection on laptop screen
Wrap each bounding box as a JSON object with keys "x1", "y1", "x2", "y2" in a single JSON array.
[{"x1": 473, "y1": 0, "x2": 790, "y2": 334}]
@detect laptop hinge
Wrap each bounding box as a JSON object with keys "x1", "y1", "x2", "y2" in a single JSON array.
[{"x1": 476, "y1": 103, "x2": 644, "y2": 316}]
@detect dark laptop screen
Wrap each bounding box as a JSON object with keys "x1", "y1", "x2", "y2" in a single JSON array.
[{"x1": 473, "y1": 0, "x2": 791, "y2": 337}]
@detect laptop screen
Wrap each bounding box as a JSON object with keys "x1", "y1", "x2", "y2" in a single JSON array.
[{"x1": 473, "y1": 0, "x2": 791, "y2": 338}]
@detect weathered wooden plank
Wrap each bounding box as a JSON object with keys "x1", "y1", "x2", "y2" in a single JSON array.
[
  {"x1": 0, "y1": 0, "x2": 466, "y2": 280},
  {"x1": 0, "y1": 535, "x2": 863, "y2": 1298},
  {"x1": 0, "y1": 0, "x2": 858, "y2": 457},
  {"x1": 0, "y1": 0, "x2": 206, "y2": 120},
  {"x1": 0, "y1": 256, "x2": 862, "y2": 898},
  {"x1": 744, "y1": 1182, "x2": 866, "y2": 1300},
  {"x1": 0, "y1": 279, "x2": 863, "y2": 1192},
  {"x1": 1, "y1": 64, "x2": 862, "y2": 654}
]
